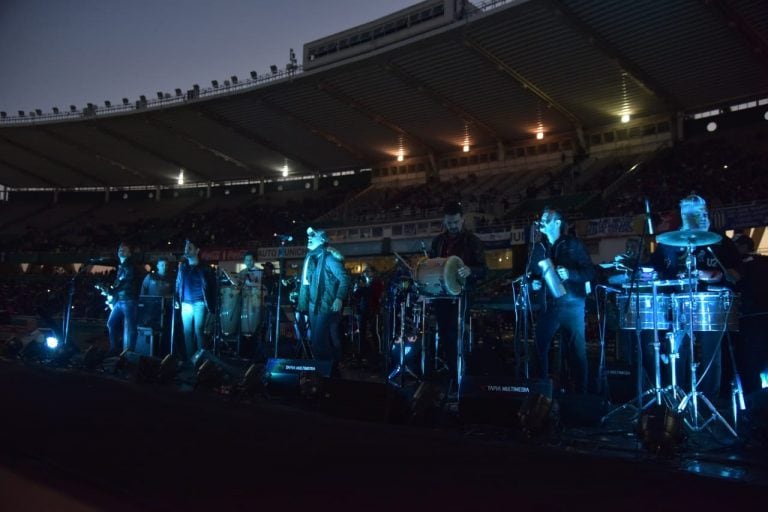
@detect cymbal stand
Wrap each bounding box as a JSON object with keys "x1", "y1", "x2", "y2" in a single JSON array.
[
  {"x1": 512, "y1": 278, "x2": 533, "y2": 381},
  {"x1": 675, "y1": 242, "x2": 737, "y2": 437}
]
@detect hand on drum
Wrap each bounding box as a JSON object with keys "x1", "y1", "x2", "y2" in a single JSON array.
[
  {"x1": 697, "y1": 269, "x2": 723, "y2": 283},
  {"x1": 531, "y1": 279, "x2": 542, "y2": 291},
  {"x1": 556, "y1": 266, "x2": 570, "y2": 280},
  {"x1": 332, "y1": 298, "x2": 343, "y2": 313},
  {"x1": 458, "y1": 265, "x2": 472, "y2": 278}
]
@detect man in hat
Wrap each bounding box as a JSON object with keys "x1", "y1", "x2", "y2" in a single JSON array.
[{"x1": 297, "y1": 228, "x2": 351, "y2": 374}]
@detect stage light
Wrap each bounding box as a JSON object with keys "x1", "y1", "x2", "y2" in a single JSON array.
[
  {"x1": 761, "y1": 371, "x2": 768, "y2": 389},
  {"x1": 462, "y1": 144, "x2": 470, "y2": 152},
  {"x1": 706, "y1": 121, "x2": 718, "y2": 132},
  {"x1": 45, "y1": 336, "x2": 59, "y2": 350},
  {"x1": 637, "y1": 403, "x2": 684, "y2": 455},
  {"x1": 250, "y1": 71, "x2": 257, "y2": 79},
  {"x1": 621, "y1": 113, "x2": 630, "y2": 123},
  {"x1": 536, "y1": 131, "x2": 544, "y2": 140},
  {"x1": 211, "y1": 80, "x2": 219, "y2": 88}
]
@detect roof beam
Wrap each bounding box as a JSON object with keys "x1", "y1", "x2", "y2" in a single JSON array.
[
  {"x1": 316, "y1": 80, "x2": 438, "y2": 166},
  {"x1": 36, "y1": 127, "x2": 155, "y2": 184},
  {"x1": 194, "y1": 105, "x2": 319, "y2": 173},
  {"x1": 381, "y1": 60, "x2": 504, "y2": 144},
  {"x1": 95, "y1": 124, "x2": 216, "y2": 182},
  {"x1": 144, "y1": 115, "x2": 268, "y2": 176},
  {"x1": 254, "y1": 97, "x2": 368, "y2": 161},
  {"x1": 463, "y1": 34, "x2": 584, "y2": 132},
  {"x1": 0, "y1": 157, "x2": 58, "y2": 187},
  {"x1": 0, "y1": 135, "x2": 107, "y2": 187},
  {"x1": 542, "y1": 0, "x2": 681, "y2": 109},
  {"x1": 708, "y1": 0, "x2": 768, "y2": 70}
]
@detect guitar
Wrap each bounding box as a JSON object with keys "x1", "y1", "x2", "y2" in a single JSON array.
[{"x1": 94, "y1": 283, "x2": 115, "y2": 311}]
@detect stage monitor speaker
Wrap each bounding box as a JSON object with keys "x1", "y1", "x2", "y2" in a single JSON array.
[
  {"x1": 262, "y1": 358, "x2": 332, "y2": 396},
  {"x1": 458, "y1": 376, "x2": 552, "y2": 427}
]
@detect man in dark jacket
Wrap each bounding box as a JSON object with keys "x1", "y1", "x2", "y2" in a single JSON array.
[
  {"x1": 429, "y1": 202, "x2": 487, "y2": 391},
  {"x1": 175, "y1": 239, "x2": 215, "y2": 362},
  {"x1": 298, "y1": 228, "x2": 350, "y2": 373},
  {"x1": 527, "y1": 208, "x2": 595, "y2": 393},
  {"x1": 106, "y1": 242, "x2": 141, "y2": 355}
]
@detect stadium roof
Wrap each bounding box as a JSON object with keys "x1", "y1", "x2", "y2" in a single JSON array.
[{"x1": 1, "y1": 0, "x2": 766, "y2": 189}]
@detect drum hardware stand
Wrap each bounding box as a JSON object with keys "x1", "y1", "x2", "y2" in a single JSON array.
[
  {"x1": 725, "y1": 332, "x2": 746, "y2": 430},
  {"x1": 388, "y1": 292, "x2": 420, "y2": 387},
  {"x1": 601, "y1": 282, "x2": 679, "y2": 424},
  {"x1": 675, "y1": 241, "x2": 738, "y2": 438}
]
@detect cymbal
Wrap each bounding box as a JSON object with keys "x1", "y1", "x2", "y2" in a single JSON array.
[{"x1": 656, "y1": 230, "x2": 722, "y2": 247}]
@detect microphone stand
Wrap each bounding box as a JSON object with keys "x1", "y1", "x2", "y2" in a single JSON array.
[
  {"x1": 62, "y1": 263, "x2": 91, "y2": 346},
  {"x1": 273, "y1": 241, "x2": 287, "y2": 358}
]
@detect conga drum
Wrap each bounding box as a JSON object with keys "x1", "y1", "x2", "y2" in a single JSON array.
[{"x1": 219, "y1": 286, "x2": 242, "y2": 337}]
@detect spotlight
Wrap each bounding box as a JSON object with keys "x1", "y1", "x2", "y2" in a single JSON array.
[
  {"x1": 270, "y1": 65, "x2": 278, "y2": 74},
  {"x1": 621, "y1": 113, "x2": 631, "y2": 123},
  {"x1": 637, "y1": 403, "x2": 684, "y2": 455},
  {"x1": 45, "y1": 336, "x2": 59, "y2": 350},
  {"x1": 175, "y1": 88, "x2": 182, "y2": 96},
  {"x1": 462, "y1": 144, "x2": 470, "y2": 152},
  {"x1": 536, "y1": 131, "x2": 544, "y2": 140},
  {"x1": 706, "y1": 121, "x2": 718, "y2": 132}
]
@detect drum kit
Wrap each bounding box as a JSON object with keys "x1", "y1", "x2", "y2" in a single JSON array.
[
  {"x1": 387, "y1": 254, "x2": 467, "y2": 387},
  {"x1": 604, "y1": 229, "x2": 741, "y2": 436}
]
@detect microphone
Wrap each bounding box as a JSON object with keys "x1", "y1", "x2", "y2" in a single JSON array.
[
  {"x1": 644, "y1": 198, "x2": 654, "y2": 235},
  {"x1": 274, "y1": 233, "x2": 293, "y2": 242}
]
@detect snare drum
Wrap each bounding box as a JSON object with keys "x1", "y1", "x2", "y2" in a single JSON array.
[
  {"x1": 671, "y1": 291, "x2": 740, "y2": 332},
  {"x1": 413, "y1": 256, "x2": 465, "y2": 296},
  {"x1": 616, "y1": 293, "x2": 671, "y2": 330}
]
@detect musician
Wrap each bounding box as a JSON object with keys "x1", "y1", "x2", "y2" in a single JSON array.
[
  {"x1": 237, "y1": 252, "x2": 262, "y2": 291},
  {"x1": 429, "y1": 202, "x2": 487, "y2": 390},
  {"x1": 106, "y1": 242, "x2": 141, "y2": 355},
  {"x1": 650, "y1": 194, "x2": 741, "y2": 399},
  {"x1": 140, "y1": 257, "x2": 174, "y2": 298},
  {"x1": 527, "y1": 208, "x2": 595, "y2": 393},
  {"x1": 175, "y1": 239, "x2": 216, "y2": 362},
  {"x1": 351, "y1": 264, "x2": 385, "y2": 368},
  {"x1": 297, "y1": 227, "x2": 350, "y2": 375}
]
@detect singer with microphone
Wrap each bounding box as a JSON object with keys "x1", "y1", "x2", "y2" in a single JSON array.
[
  {"x1": 526, "y1": 208, "x2": 596, "y2": 394},
  {"x1": 649, "y1": 193, "x2": 742, "y2": 399}
]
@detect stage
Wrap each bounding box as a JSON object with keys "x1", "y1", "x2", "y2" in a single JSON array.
[{"x1": 0, "y1": 356, "x2": 766, "y2": 511}]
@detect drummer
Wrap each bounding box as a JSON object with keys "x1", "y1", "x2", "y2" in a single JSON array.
[
  {"x1": 650, "y1": 193, "x2": 742, "y2": 399},
  {"x1": 428, "y1": 202, "x2": 487, "y2": 393}
]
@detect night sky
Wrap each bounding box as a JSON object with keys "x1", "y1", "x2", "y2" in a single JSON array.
[{"x1": 0, "y1": 0, "x2": 417, "y2": 113}]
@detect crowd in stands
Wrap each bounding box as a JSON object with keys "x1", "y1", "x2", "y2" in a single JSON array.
[
  {"x1": 605, "y1": 134, "x2": 768, "y2": 216},
  {"x1": 0, "y1": 132, "x2": 765, "y2": 258}
]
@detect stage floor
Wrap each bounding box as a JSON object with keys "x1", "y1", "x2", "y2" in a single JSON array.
[{"x1": 0, "y1": 356, "x2": 766, "y2": 511}]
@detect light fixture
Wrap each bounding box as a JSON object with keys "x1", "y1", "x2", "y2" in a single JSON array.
[
  {"x1": 619, "y1": 72, "x2": 631, "y2": 124},
  {"x1": 52, "y1": 107, "x2": 59, "y2": 114},
  {"x1": 535, "y1": 102, "x2": 544, "y2": 140},
  {"x1": 706, "y1": 121, "x2": 718, "y2": 132},
  {"x1": 45, "y1": 336, "x2": 59, "y2": 350},
  {"x1": 231, "y1": 75, "x2": 238, "y2": 85},
  {"x1": 282, "y1": 159, "x2": 289, "y2": 177},
  {"x1": 397, "y1": 134, "x2": 405, "y2": 162},
  {"x1": 177, "y1": 169, "x2": 185, "y2": 186},
  {"x1": 250, "y1": 71, "x2": 257, "y2": 79},
  {"x1": 462, "y1": 121, "x2": 470, "y2": 152},
  {"x1": 211, "y1": 80, "x2": 219, "y2": 88},
  {"x1": 104, "y1": 100, "x2": 111, "y2": 108}
]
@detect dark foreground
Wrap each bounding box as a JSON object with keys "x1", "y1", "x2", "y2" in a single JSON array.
[{"x1": 1, "y1": 357, "x2": 766, "y2": 511}]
